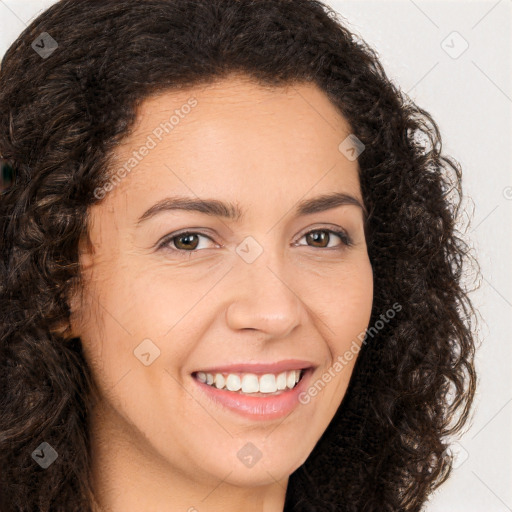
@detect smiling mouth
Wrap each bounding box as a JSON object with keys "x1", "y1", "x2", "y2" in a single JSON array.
[{"x1": 191, "y1": 368, "x2": 307, "y2": 396}]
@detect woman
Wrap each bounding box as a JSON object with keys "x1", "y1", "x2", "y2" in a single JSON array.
[{"x1": 0, "y1": 0, "x2": 479, "y2": 510}]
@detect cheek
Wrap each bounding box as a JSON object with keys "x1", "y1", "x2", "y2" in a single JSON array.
[
  {"x1": 298, "y1": 257, "x2": 373, "y2": 403},
  {"x1": 86, "y1": 256, "x2": 196, "y2": 337},
  {"x1": 295, "y1": 255, "x2": 374, "y2": 346},
  {"x1": 337, "y1": 260, "x2": 374, "y2": 345},
  {"x1": 80, "y1": 262, "x2": 210, "y2": 387}
]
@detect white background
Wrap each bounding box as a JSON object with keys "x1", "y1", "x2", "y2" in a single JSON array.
[{"x1": 1, "y1": 1, "x2": 511, "y2": 510}]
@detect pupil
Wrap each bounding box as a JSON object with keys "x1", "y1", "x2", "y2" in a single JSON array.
[
  {"x1": 308, "y1": 231, "x2": 327, "y2": 247},
  {"x1": 176, "y1": 234, "x2": 198, "y2": 250}
]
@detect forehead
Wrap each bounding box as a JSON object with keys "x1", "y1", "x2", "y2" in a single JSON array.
[
  {"x1": 103, "y1": 75, "x2": 362, "y2": 218},
  {"x1": 119, "y1": 74, "x2": 354, "y2": 157},
  {"x1": 135, "y1": 74, "x2": 349, "y2": 124}
]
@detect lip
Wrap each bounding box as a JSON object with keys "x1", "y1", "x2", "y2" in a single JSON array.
[
  {"x1": 192, "y1": 359, "x2": 316, "y2": 375},
  {"x1": 192, "y1": 367, "x2": 315, "y2": 421}
]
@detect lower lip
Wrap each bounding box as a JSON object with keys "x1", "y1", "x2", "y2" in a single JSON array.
[{"x1": 192, "y1": 369, "x2": 314, "y2": 421}]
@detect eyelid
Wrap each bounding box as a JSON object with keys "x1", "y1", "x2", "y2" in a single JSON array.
[
  {"x1": 294, "y1": 224, "x2": 353, "y2": 248},
  {"x1": 155, "y1": 229, "x2": 219, "y2": 252}
]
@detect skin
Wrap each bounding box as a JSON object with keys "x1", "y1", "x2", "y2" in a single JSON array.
[{"x1": 69, "y1": 74, "x2": 374, "y2": 512}]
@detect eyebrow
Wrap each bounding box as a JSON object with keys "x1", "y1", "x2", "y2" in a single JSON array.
[{"x1": 136, "y1": 191, "x2": 367, "y2": 226}]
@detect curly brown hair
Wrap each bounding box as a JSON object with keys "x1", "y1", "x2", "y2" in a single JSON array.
[{"x1": 0, "y1": 0, "x2": 480, "y2": 510}]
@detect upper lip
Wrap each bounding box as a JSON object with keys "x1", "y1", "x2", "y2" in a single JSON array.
[{"x1": 192, "y1": 359, "x2": 316, "y2": 375}]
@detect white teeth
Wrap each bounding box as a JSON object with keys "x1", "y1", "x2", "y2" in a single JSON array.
[
  {"x1": 259, "y1": 374, "x2": 277, "y2": 393},
  {"x1": 241, "y1": 374, "x2": 259, "y2": 393},
  {"x1": 195, "y1": 369, "x2": 304, "y2": 394},
  {"x1": 276, "y1": 371, "x2": 287, "y2": 390},
  {"x1": 286, "y1": 371, "x2": 296, "y2": 389},
  {"x1": 214, "y1": 373, "x2": 225, "y2": 389},
  {"x1": 225, "y1": 374, "x2": 241, "y2": 391}
]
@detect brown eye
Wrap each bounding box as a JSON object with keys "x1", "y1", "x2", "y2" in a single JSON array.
[
  {"x1": 305, "y1": 230, "x2": 330, "y2": 248},
  {"x1": 157, "y1": 230, "x2": 219, "y2": 255},
  {"x1": 299, "y1": 229, "x2": 351, "y2": 249},
  {"x1": 173, "y1": 233, "x2": 201, "y2": 250}
]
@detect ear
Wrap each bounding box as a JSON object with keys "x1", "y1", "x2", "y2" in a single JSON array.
[
  {"x1": 66, "y1": 277, "x2": 83, "y2": 338},
  {"x1": 49, "y1": 277, "x2": 82, "y2": 340},
  {"x1": 51, "y1": 234, "x2": 96, "y2": 340}
]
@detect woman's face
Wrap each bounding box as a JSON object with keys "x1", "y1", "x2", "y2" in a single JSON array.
[{"x1": 71, "y1": 75, "x2": 373, "y2": 500}]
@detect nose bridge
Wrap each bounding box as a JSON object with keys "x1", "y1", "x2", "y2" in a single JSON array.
[{"x1": 225, "y1": 242, "x2": 302, "y2": 337}]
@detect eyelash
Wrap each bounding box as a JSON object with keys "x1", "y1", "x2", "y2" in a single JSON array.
[{"x1": 156, "y1": 228, "x2": 353, "y2": 255}]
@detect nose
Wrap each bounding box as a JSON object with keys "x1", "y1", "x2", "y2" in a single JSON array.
[{"x1": 225, "y1": 261, "x2": 303, "y2": 338}]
